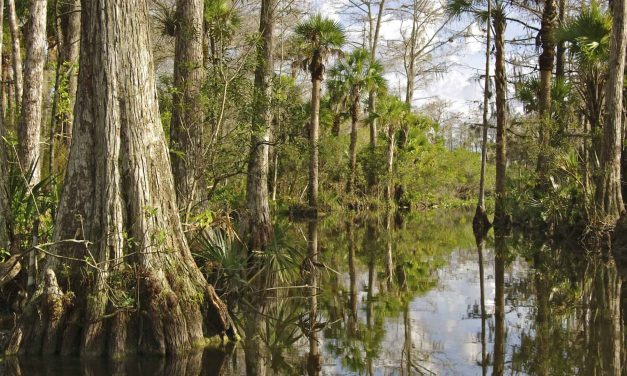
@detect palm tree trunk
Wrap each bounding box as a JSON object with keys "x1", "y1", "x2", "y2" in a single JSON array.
[
  {"x1": 493, "y1": 8, "x2": 508, "y2": 229},
  {"x1": 170, "y1": 0, "x2": 207, "y2": 219},
  {"x1": 309, "y1": 76, "x2": 321, "y2": 210},
  {"x1": 245, "y1": 0, "x2": 274, "y2": 251},
  {"x1": 7, "y1": 0, "x2": 22, "y2": 112},
  {"x1": 536, "y1": 0, "x2": 557, "y2": 175},
  {"x1": 595, "y1": 0, "x2": 627, "y2": 222},
  {"x1": 555, "y1": 0, "x2": 566, "y2": 80},
  {"x1": 5, "y1": 0, "x2": 237, "y2": 357},
  {"x1": 332, "y1": 112, "x2": 341, "y2": 136},
  {"x1": 347, "y1": 93, "x2": 360, "y2": 195},
  {"x1": 368, "y1": 92, "x2": 377, "y2": 148}
]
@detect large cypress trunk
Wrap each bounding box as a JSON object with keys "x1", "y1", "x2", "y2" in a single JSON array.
[
  {"x1": 493, "y1": 8, "x2": 508, "y2": 229},
  {"x1": 5, "y1": 0, "x2": 236, "y2": 357},
  {"x1": 244, "y1": 0, "x2": 274, "y2": 252},
  {"x1": 596, "y1": 0, "x2": 627, "y2": 222},
  {"x1": 58, "y1": 0, "x2": 80, "y2": 142},
  {"x1": 170, "y1": 0, "x2": 207, "y2": 217},
  {"x1": 17, "y1": 0, "x2": 47, "y2": 185},
  {"x1": 536, "y1": 0, "x2": 556, "y2": 175}
]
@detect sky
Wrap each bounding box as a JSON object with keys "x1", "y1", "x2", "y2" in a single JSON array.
[{"x1": 310, "y1": 0, "x2": 539, "y2": 122}]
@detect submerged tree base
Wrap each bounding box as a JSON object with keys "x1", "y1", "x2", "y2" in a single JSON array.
[{"x1": 3, "y1": 267, "x2": 238, "y2": 357}]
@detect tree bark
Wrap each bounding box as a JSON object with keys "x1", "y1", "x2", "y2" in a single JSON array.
[
  {"x1": 347, "y1": 92, "x2": 360, "y2": 195},
  {"x1": 394, "y1": 0, "x2": 418, "y2": 204},
  {"x1": 5, "y1": 0, "x2": 237, "y2": 357},
  {"x1": 7, "y1": 0, "x2": 22, "y2": 112},
  {"x1": 555, "y1": 0, "x2": 566, "y2": 80},
  {"x1": 58, "y1": 0, "x2": 80, "y2": 142},
  {"x1": 0, "y1": 0, "x2": 8, "y2": 251},
  {"x1": 493, "y1": 8, "x2": 508, "y2": 229},
  {"x1": 385, "y1": 120, "x2": 394, "y2": 202},
  {"x1": 331, "y1": 113, "x2": 341, "y2": 137},
  {"x1": 170, "y1": 0, "x2": 207, "y2": 219},
  {"x1": 536, "y1": 0, "x2": 557, "y2": 175},
  {"x1": 244, "y1": 0, "x2": 274, "y2": 252},
  {"x1": 308, "y1": 75, "x2": 321, "y2": 210},
  {"x1": 404, "y1": 0, "x2": 416, "y2": 110},
  {"x1": 17, "y1": 0, "x2": 47, "y2": 185},
  {"x1": 366, "y1": 0, "x2": 385, "y2": 151},
  {"x1": 595, "y1": 0, "x2": 626, "y2": 222},
  {"x1": 475, "y1": 0, "x2": 492, "y2": 232}
]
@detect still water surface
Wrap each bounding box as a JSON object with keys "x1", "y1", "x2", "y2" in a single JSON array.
[{"x1": 2, "y1": 210, "x2": 626, "y2": 375}]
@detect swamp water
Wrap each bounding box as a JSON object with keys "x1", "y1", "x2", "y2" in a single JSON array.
[{"x1": 2, "y1": 209, "x2": 626, "y2": 375}]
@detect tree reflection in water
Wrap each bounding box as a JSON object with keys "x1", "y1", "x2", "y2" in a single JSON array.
[
  {"x1": 474, "y1": 230, "x2": 488, "y2": 376},
  {"x1": 3, "y1": 211, "x2": 627, "y2": 375},
  {"x1": 492, "y1": 232, "x2": 506, "y2": 376},
  {"x1": 306, "y1": 220, "x2": 321, "y2": 376},
  {"x1": 2, "y1": 348, "x2": 232, "y2": 375}
]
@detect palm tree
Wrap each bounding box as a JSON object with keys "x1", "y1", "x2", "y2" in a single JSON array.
[
  {"x1": 376, "y1": 95, "x2": 408, "y2": 203},
  {"x1": 326, "y1": 75, "x2": 350, "y2": 136},
  {"x1": 295, "y1": 15, "x2": 346, "y2": 212},
  {"x1": 536, "y1": 0, "x2": 557, "y2": 175},
  {"x1": 557, "y1": 3, "x2": 611, "y2": 164},
  {"x1": 329, "y1": 48, "x2": 387, "y2": 195}
]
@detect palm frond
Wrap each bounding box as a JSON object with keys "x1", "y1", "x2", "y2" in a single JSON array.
[
  {"x1": 294, "y1": 14, "x2": 346, "y2": 50},
  {"x1": 556, "y1": 1, "x2": 611, "y2": 66}
]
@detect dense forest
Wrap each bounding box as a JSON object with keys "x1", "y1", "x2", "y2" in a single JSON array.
[{"x1": 0, "y1": 0, "x2": 626, "y2": 374}]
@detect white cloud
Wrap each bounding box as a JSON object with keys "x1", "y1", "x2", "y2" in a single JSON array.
[{"x1": 312, "y1": 0, "x2": 529, "y2": 118}]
